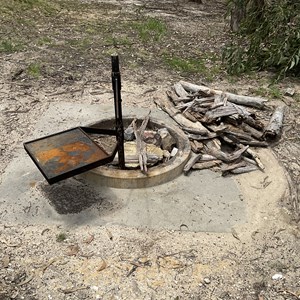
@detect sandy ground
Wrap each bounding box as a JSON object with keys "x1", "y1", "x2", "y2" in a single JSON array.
[{"x1": 0, "y1": 0, "x2": 300, "y2": 299}]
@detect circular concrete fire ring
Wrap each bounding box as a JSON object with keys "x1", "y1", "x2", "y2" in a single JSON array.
[{"x1": 81, "y1": 116, "x2": 191, "y2": 189}]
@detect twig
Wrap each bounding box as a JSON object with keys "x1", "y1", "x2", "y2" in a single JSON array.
[{"x1": 58, "y1": 286, "x2": 89, "y2": 294}]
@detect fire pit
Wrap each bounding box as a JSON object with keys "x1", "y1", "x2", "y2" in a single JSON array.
[{"x1": 79, "y1": 116, "x2": 191, "y2": 189}]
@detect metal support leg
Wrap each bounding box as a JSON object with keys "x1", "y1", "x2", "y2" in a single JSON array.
[{"x1": 111, "y1": 55, "x2": 125, "y2": 169}]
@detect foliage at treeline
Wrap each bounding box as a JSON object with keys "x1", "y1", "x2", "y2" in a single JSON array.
[{"x1": 223, "y1": 0, "x2": 300, "y2": 78}]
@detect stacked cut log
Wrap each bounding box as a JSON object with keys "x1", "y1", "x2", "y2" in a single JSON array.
[{"x1": 154, "y1": 81, "x2": 286, "y2": 176}]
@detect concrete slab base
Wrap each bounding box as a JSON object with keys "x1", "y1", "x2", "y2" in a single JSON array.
[{"x1": 0, "y1": 103, "x2": 287, "y2": 232}]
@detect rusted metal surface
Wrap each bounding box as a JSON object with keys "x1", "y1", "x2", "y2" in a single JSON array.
[
  {"x1": 24, "y1": 128, "x2": 116, "y2": 184},
  {"x1": 24, "y1": 54, "x2": 125, "y2": 184}
]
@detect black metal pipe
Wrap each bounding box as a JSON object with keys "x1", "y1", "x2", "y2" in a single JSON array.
[{"x1": 111, "y1": 54, "x2": 125, "y2": 169}]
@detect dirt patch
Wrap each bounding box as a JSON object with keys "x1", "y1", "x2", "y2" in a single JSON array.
[{"x1": 0, "y1": 0, "x2": 299, "y2": 299}]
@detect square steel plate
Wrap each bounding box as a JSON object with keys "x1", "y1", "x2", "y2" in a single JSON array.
[{"x1": 24, "y1": 127, "x2": 116, "y2": 184}]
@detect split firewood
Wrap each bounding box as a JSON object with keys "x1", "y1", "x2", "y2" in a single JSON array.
[
  {"x1": 154, "y1": 94, "x2": 210, "y2": 135},
  {"x1": 179, "y1": 80, "x2": 267, "y2": 109},
  {"x1": 192, "y1": 160, "x2": 222, "y2": 170},
  {"x1": 133, "y1": 112, "x2": 151, "y2": 173},
  {"x1": 183, "y1": 152, "x2": 202, "y2": 175},
  {"x1": 263, "y1": 105, "x2": 285, "y2": 139}
]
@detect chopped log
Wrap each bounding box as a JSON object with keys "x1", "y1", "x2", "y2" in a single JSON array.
[
  {"x1": 133, "y1": 112, "x2": 151, "y2": 173},
  {"x1": 154, "y1": 94, "x2": 210, "y2": 135},
  {"x1": 192, "y1": 160, "x2": 222, "y2": 170},
  {"x1": 183, "y1": 152, "x2": 202, "y2": 175},
  {"x1": 179, "y1": 80, "x2": 267, "y2": 109},
  {"x1": 263, "y1": 105, "x2": 285, "y2": 139}
]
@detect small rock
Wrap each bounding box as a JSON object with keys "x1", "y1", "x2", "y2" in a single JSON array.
[
  {"x1": 272, "y1": 273, "x2": 283, "y2": 280},
  {"x1": 203, "y1": 277, "x2": 211, "y2": 284},
  {"x1": 284, "y1": 88, "x2": 295, "y2": 97}
]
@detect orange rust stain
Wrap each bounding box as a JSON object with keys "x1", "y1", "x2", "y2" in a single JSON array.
[{"x1": 35, "y1": 141, "x2": 106, "y2": 174}]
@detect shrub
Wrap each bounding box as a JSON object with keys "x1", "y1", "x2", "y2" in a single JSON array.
[{"x1": 223, "y1": 0, "x2": 300, "y2": 79}]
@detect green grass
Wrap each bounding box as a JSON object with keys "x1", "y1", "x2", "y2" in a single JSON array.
[
  {"x1": 132, "y1": 17, "x2": 167, "y2": 42},
  {"x1": 0, "y1": 40, "x2": 24, "y2": 53},
  {"x1": 27, "y1": 62, "x2": 42, "y2": 78},
  {"x1": 252, "y1": 85, "x2": 282, "y2": 99},
  {"x1": 56, "y1": 232, "x2": 67, "y2": 242},
  {"x1": 163, "y1": 56, "x2": 207, "y2": 73}
]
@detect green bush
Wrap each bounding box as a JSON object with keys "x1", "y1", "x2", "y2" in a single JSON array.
[{"x1": 223, "y1": 0, "x2": 300, "y2": 79}]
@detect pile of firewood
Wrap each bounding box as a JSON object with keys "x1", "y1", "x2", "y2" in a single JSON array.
[{"x1": 154, "y1": 81, "x2": 285, "y2": 175}]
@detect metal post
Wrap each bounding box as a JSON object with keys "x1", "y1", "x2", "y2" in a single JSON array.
[{"x1": 111, "y1": 54, "x2": 125, "y2": 169}]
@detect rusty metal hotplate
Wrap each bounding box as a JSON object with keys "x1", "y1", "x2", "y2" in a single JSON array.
[{"x1": 24, "y1": 127, "x2": 116, "y2": 184}]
